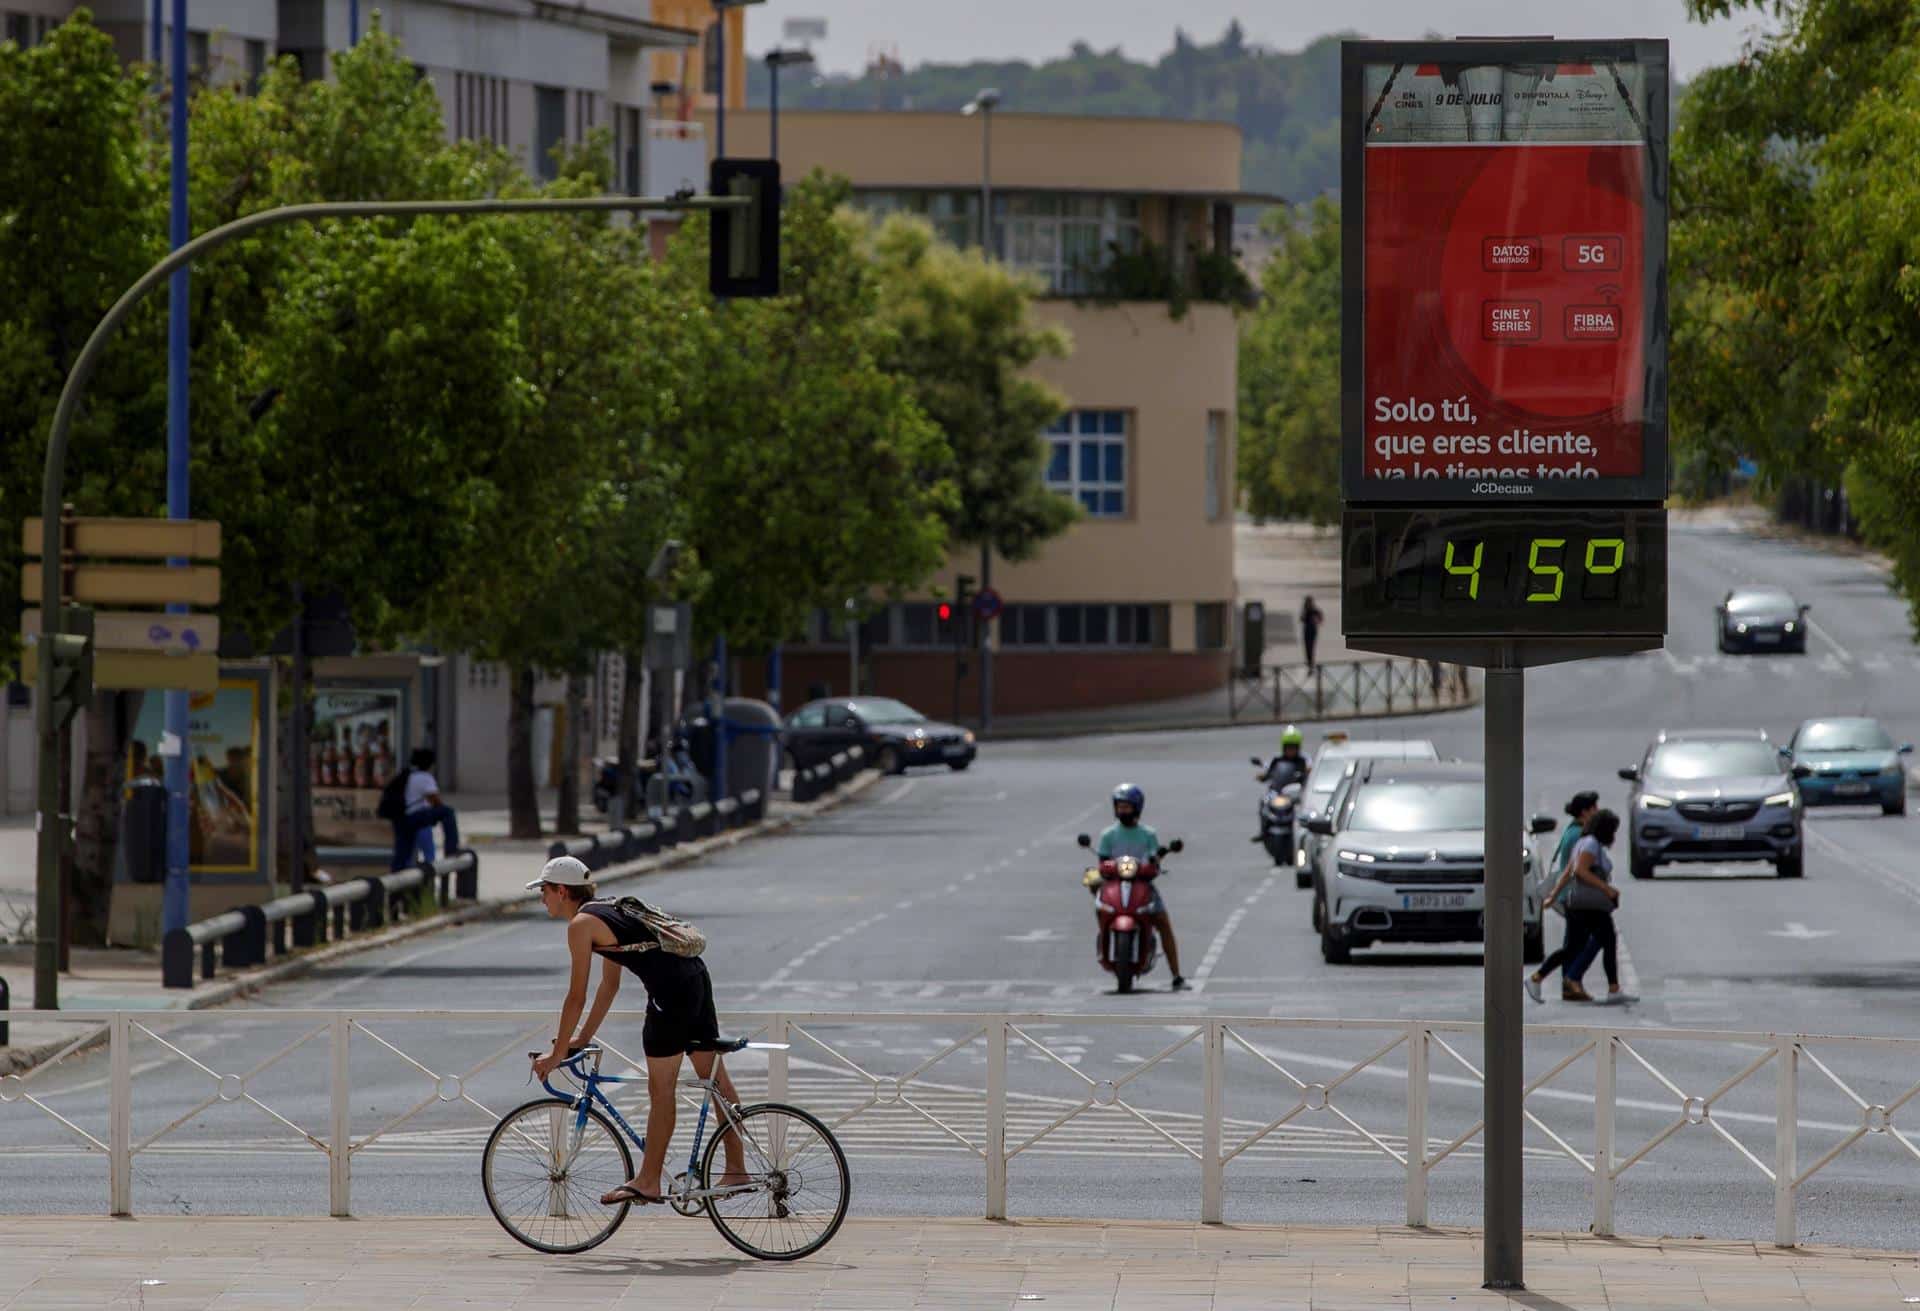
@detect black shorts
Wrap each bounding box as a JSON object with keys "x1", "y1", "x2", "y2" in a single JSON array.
[{"x1": 641, "y1": 960, "x2": 720, "y2": 1059}]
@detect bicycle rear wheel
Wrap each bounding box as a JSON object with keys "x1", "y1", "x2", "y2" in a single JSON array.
[
  {"x1": 700, "y1": 1101, "x2": 851, "y2": 1261},
  {"x1": 483, "y1": 1097, "x2": 634, "y2": 1254}
]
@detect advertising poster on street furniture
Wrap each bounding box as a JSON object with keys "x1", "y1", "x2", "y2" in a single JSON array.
[
  {"x1": 1341, "y1": 41, "x2": 1669, "y2": 504},
  {"x1": 126, "y1": 667, "x2": 272, "y2": 882},
  {"x1": 310, "y1": 685, "x2": 408, "y2": 846}
]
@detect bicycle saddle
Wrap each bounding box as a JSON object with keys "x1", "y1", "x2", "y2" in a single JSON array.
[{"x1": 683, "y1": 1036, "x2": 752, "y2": 1053}]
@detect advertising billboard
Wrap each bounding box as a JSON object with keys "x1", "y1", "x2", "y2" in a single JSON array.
[
  {"x1": 126, "y1": 668, "x2": 271, "y2": 882},
  {"x1": 310, "y1": 685, "x2": 408, "y2": 847},
  {"x1": 1341, "y1": 41, "x2": 1669, "y2": 503}
]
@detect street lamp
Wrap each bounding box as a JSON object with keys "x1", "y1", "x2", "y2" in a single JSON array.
[
  {"x1": 710, "y1": 0, "x2": 767, "y2": 157},
  {"x1": 765, "y1": 47, "x2": 815, "y2": 159},
  {"x1": 961, "y1": 88, "x2": 1001, "y2": 259}
]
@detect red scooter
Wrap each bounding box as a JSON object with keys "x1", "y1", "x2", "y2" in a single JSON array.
[{"x1": 1076, "y1": 832, "x2": 1185, "y2": 994}]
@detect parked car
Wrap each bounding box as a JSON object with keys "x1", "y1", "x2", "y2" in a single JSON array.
[
  {"x1": 1620, "y1": 729, "x2": 1806, "y2": 878},
  {"x1": 1716, "y1": 586, "x2": 1809, "y2": 653},
  {"x1": 1300, "y1": 760, "x2": 1553, "y2": 965},
  {"x1": 1292, "y1": 737, "x2": 1440, "y2": 889},
  {"x1": 1781, "y1": 716, "x2": 1912, "y2": 816},
  {"x1": 782, "y1": 697, "x2": 976, "y2": 775}
]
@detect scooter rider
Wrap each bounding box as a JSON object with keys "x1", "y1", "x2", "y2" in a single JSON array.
[
  {"x1": 1256, "y1": 725, "x2": 1310, "y2": 789},
  {"x1": 1096, "y1": 783, "x2": 1186, "y2": 990}
]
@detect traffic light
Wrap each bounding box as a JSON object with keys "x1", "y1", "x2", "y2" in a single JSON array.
[
  {"x1": 936, "y1": 602, "x2": 953, "y2": 623},
  {"x1": 953, "y1": 576, "x2": 976, "y2": 648},
  {"x1": 708, "y1": 158, "x2": 781, "y2": 299},
  {"x1": 41, "y1": 606, "x2": 94, "y2": 728}
]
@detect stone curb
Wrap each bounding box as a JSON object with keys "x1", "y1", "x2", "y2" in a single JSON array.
[{"x1": 1, "y1": 770, "x2": 882, "y2": 1074}]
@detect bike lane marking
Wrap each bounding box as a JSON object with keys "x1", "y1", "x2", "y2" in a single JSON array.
[{"x1": 1190, "y1": 874, "x2": 1277, "y2": 995}]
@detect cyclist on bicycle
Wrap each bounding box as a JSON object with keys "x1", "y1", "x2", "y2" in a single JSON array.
[
  {"x1": 1096, "y1": 783, "x2": 1186, "y2": 990},
  {"x1": 529, "y1": 855, "x2": 746, "y2": 1206}
]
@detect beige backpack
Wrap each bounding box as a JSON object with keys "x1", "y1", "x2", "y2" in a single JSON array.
[{"x1": 614, "y1": 896, "x2": 707, "y2": 958}]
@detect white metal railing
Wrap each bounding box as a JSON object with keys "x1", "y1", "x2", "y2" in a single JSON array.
[{"x1": 4, "y1": 1009, "x2": 1918, "y2": 1247}]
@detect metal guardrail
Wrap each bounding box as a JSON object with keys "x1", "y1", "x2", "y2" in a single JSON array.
[
  {"x1": 543, "y1": 789, "x2": 765, "y2": 873},
  {"x1": 4, "y1": 1008, "x2": 1915, "y2": 1247},
  {"x1": 1228, "y1": 657, "x2": 1474, "y2": 722},
  {"x1": 159, "y1": 851, "x2": 481, "y2": 989}
]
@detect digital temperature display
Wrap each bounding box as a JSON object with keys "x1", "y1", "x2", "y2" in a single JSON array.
[{"x1": 1342, "y1": 507, "x2": 1667, "y2": 639}]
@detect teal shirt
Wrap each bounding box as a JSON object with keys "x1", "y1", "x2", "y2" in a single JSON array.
[
  {"x1": 1550, "y1": 821, "x2": 1584, "y2": 908},
  {"x1": 1097, "y1": 821, "x2": 1161, "y2": 861}
]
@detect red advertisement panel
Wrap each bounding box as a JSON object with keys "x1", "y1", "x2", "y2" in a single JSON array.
[{"x1": 1363, "y1": 144, "x2": 1646, "y2": 486}]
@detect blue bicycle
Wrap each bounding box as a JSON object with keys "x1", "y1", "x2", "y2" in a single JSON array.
[{"x1": 482, "y1": 1037, "x2": 850, "y2": 1259}]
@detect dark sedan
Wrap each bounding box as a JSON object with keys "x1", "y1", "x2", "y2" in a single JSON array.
[
  {"x1": 1716, "y1": 586, "x2": 1809, "y2": 653},
  {"x1": 783, "y1": 697, "x2": 976, "y2": 775}
]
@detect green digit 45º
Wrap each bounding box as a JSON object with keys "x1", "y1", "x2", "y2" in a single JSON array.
[
  {"x1": 1526, "y1": 538, "x2": 1567, "y2": 602},
  {"x1": 1443, "y1": 539, "x2": 1483, "y2": 599}
]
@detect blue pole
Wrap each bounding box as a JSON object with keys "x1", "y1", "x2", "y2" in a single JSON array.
[
  {"x1": 149, "y1": 0, "x2": 161, "y2": 67},
  {"x1": 349, "y1": 0, "x2": 359, "y2": 45},
  {"x1": 767, "y1": 644, "x2": 782, "y2": 711},
  {"x1": 161, "y1": 0, "x2": 192, "y2": 937}
]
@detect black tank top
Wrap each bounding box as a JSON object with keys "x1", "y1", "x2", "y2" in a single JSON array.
[{"x1": 578, "y1": 898, "x2": 703, "y2": 995}]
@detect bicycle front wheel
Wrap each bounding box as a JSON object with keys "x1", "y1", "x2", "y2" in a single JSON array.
[
  {"x1": 701, "y1": 1101, "x2": 851, "y2": 1261},
  {"x1": 482, "y1": 1097, "x2": 635, "y2": 1254}
]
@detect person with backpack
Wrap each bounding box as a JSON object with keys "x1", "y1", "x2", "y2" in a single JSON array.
[
  {"x1": 384, "y1": 748, "x2": 460, "y2": 871},
  {"x1": 528, "y1": 855, "x2": 747, "y2": 1206},
  {"x1": 1525, "y1": 791, "x2": 1599, "y2": 1002}
]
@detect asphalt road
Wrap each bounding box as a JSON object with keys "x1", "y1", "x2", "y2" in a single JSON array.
[{"x1": 7, "y1": 514, "x2": 1920, "y2": 1251}]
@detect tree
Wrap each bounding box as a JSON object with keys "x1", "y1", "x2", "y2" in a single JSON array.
[
  {"x1": 1237, "y1": 197, "x2": 1340, "y2": 525},
  {"x1": 656, "y1": 174, "x2": 956, "y2": 656},
  {"x1": 865, "y1": 214, "x2": 1076, "y2": 566}
]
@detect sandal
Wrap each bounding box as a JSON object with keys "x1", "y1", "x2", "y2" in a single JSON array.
[
  {"x1": 1562, "y1": 982, "x2": 1594, "y2": 1003},
  {"x1": 599, "y1": 1184, "x2": 663, "y2": 1206}
]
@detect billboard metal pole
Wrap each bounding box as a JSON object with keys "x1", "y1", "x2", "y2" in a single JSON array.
[{"x1": 1483, "y1": 659, "x2": 1525, "y2": 1289}]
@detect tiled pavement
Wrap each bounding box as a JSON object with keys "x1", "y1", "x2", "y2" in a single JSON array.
[{"x1": 3, "y1": 1216, "x2": 1917, "y2": 1309}]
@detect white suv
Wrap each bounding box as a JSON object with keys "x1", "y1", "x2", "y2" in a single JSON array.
[
  {"x1": 1302, "y1": 760, "x2": 1555, "y2": 964},
  {"x1": 1292, "y1": 737, "x2": 1439, "y2": 888}
]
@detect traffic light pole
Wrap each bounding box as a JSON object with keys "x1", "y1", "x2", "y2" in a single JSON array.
[{"x1": 28, "y1": 191, "x2": 753, "y2": 1010}]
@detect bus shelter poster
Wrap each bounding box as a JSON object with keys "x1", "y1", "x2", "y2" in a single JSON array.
[
  {"x1": 127, "y1": 671, "x2": 267, "y2": 877},
  {"x1": 310, "y1": 686, "x2": 407, "y2": 846},
  {"x1": 1349, "y1": 48, "x2": 1667, "y2": 500}
]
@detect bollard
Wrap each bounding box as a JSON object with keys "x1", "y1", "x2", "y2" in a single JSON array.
[
  {"x1": 0, "y1": 974, "x2": 8, "y2": 1045},
  {"x1": 456, "y1": 850, "x2": 478, "y2": 900}
]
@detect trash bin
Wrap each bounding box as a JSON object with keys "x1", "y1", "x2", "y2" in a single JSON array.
[
  {"x1": 721, "y1": 697, "x2": 781, "y2": 799},
  {"x1": 123, "y1": 778, "x2": 167, "y2": 884}
]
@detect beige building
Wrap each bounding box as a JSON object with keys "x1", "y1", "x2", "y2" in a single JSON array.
[{"x1": 704, "y1": 109, "x2": 1269, "y2": 716}]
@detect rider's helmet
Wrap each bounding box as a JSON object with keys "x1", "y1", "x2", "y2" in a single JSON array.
[
  {"x1": 1280, "y1": 724, "x2": 1304, "y2": 752},
  {"x1": 1112, "y1": 782, "x2": 1145, "y2": 824}
]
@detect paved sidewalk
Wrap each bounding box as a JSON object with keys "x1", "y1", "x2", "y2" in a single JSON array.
[{"x1": 2, "y1": 1216, "x2": 1916, "y2": 1309}]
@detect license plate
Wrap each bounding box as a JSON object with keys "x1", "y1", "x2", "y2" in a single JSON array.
[
  {"x1": 1693, "y1": 824, "x2": 1745, "y2": 840},
  {"x1": 1754, "y1": 632, "x2": 1781, "y2": 644},
  {"x1": 1835, "y1": 782, "x2": 1871, "y2": 796},
  {"x1": 1400, "y1": 892, "x2": 1470, "y2": 910},
  {"x1": 942, "y1": 744, "x2": 967, "y2": 758}
]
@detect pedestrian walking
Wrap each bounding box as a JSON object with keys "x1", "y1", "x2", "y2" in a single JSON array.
[
  {"x1": 1525, "y1": 791, "x2": 1600, "y2": 1002},
  {"x1": 387, "y1": 747, "x2": 461, "y2": 871},
  {"x1": 1300, "y1": 596, "x2": 1325, "y2": 671},
  {"x1": 1561, "y1": 809, "x2": 1633, "y2": 1005}
]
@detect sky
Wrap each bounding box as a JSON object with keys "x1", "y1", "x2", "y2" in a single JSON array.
[{"x1": 754, "y1": 1, "x2": 1776, "y2": 83}]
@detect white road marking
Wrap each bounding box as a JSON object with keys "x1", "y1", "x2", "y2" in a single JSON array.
[
  {"x1": 1805, "y1": 615, "x2": 1853, "y2": 663},
  {"x1": 1190, "y1": 875, "x2": 1276, "y2": 994},
  {"x1": 1004, "y1": 929, "x2": 1063, "y2": 944},
  {"x1": 873, "y1": 778, "x2": 920, "y2": 807},
  {"x1": 1768, "y1": 922, "x2": 1836, "y2": 941},
  {"x1": 298, "y1": 919, "x2": 525, "y2": 1007}
]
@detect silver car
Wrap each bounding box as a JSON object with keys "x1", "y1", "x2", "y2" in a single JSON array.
[{"x1": 1620, "y1": 730, "x2": 1805, "y2": 879}]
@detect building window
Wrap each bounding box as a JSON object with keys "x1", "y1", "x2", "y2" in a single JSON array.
[
  {"x1": 1195, "y1": 602, "x2": 1228, "y2": 650},
  {"x1": 290, "y1": 47, "x2": 324, "y2": 81},
  {"x1": 999, "y1": 604, "x2": 1048, "y2": 647},
  {"x1": 997, "y1": 604, "x2": 1167, "y2": 649},
  {"x1": 6, "y1": 12, "x2": 52, "y2": 46},
  {"x1": 535, "y1": 85, "x2": 566, "y2": 181},
  {"x1": 187, "y1": 30, "x2": 209, "y2": 80},
  {"x1": 995, "y1": 194, "x2": 1142, "y2": 294},
  {"x1": 852, "y1": 190, "x2": 980, "y2": 249},
  {"x1": 1205, "y1": 410, "x2": 1231, "y2": 521},
  {"x1": 1044, "y1": 410, "x2": 1129, "y2": 517},
  {"x1": 615, "y1": 105, "x2": 642, "y2": 195},
  {"x1": 245, "y1": 38, "x2": 267, "y2": 92}
]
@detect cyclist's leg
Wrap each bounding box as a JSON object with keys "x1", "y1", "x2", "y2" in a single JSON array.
[
  {"x1": 689, "y1": 1052, "x2": 748, "y2": 1181},
  {"x1": 633, "y1": 1052, "x2": 683, "y2": 1196}
]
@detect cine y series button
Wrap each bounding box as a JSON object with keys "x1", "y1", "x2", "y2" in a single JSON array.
[
  {"x1": 1482, "y1": 236, "x2": 1543, "y2": 271},
  {"x1": 1482, "y1": 300, "x2": 1541, "y2": 342},
  {"x1": 1564, "y1": 304, "x2": 1623, "y2": 340}
]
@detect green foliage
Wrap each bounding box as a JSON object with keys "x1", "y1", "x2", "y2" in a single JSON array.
[
  {"x1": 748, "y1": 24, "x2": 1348, "y2": 202},
  {"x1": 1672, "y1": 0, "x2": 1920, "y2": 623},
  {"x1": 1237, "y1": 198, "x2": 1340, "y2": 525},
  {"x1": 866, "y1": 214, "x2": 1075, "y2": 562},
  {"x1": 1074, "y1": 237, "x2": 1256, "y2": 319}
]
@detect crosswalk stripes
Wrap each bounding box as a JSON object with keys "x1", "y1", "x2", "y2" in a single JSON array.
[{"x1": 1652, "y1": 650, "x2": 1908, "y2": 678}]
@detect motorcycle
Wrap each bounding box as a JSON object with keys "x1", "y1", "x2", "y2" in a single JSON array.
[
  {"x1": 1250, "y1": 756, "x2": 1304, "y2": 868},
  {"x1": 1076, "y1": 832, "x2": 1185, "y2": 994}
]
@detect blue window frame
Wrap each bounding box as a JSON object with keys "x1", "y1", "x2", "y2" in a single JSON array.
[{"x1": 1043, "y1": 410, "x2": 1129, "y2": 517}]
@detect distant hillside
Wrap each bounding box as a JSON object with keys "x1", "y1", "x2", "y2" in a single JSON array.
[{"x1": 745, "y1": 23, "x2": 1349, "y2": 203}]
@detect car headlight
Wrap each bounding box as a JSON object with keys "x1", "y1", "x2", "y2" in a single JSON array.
[
  {"x1": 1336, "y1": 849, "x2": 1375, "y2": 863},
  {"x1": 1736, "y1": 622, "x2": 1749, "y2": 634},
  {"x1": 1883, "y1": 761, "x2": 1905, "y2": 777},
  {"x1": 963, "y1": 730, "x2": 975, "y2": 745},
  {"x1": 1638, "y1": 794, "x2": 1673, "y2": 809},
  {"x1": 1337, "y1": 859, "x2": 1380, "y2": 879},
  {"x1": 1763, "y1": 791, "x2": 1796, "y2": 808},
  {"x1": 1783, "y1": 621, "x2": 1797, "y2": 633}
]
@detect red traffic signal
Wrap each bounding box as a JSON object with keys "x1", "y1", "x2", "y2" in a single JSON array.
[{"x1": 937, "y1": 602, "x2": 953, "y2": 622}]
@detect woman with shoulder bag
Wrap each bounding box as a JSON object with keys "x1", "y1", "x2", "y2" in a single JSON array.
[
  {"x1": 1562, "y1": 809, "x2": 1633, "y2": 1005},
  {"x1": 1524, "y1": 791, "x2": 1600, "y2": 1003}
]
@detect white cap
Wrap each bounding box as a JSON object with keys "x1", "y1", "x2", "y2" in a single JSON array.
[{"x1": 527, "y1": 855, "x2": 592, "y2": 890}]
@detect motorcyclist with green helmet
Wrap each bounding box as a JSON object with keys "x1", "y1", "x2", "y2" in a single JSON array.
[{"x1": 1256, "y1": 725, "x2": 1310, "y2": 790}]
